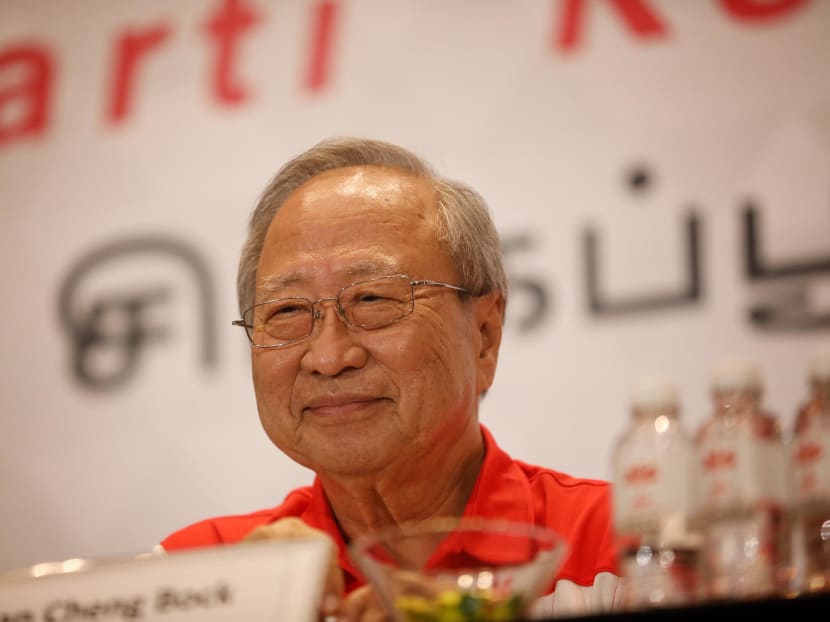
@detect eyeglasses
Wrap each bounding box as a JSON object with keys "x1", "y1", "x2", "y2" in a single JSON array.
[{"x1": 233, "y1": 274, "x2": 470, "y2": 348}]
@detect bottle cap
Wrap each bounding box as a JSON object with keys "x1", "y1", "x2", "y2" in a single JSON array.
[
  {"x1": 631, "y1": 374, "x2": 678, "y2": 410},
  {"x1": 808, "y1": 345, "x2": 830, "y2": 382},
  {"x1": 711, "y1": 357, "x2": 762, "y2": 392}
]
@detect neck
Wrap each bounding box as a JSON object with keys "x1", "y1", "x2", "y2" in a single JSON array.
[{"x1": 319, "y1": 420, "x2": 485, "y2": 541}]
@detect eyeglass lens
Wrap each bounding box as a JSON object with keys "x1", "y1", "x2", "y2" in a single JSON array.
[{"x1": 245, "y1": 276, "x2": 415, "y2": 347}]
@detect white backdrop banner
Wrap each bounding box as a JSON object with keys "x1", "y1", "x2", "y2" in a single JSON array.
[{"x1": 1, "y1": 0, "x2": 829, "y2": 571}]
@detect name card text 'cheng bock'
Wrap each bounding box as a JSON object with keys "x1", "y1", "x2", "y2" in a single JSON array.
[{"x1": 0, "y1": 539, "x2": 332, "y2": 622}]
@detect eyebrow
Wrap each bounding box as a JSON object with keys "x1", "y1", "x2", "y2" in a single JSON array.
[{"x1": 256, "y1": 259, "x2": 403, "y2": 299}]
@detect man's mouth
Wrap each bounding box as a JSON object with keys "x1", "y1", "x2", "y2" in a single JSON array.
[{"x1": 303, "y1": 394, "x2": 383, "y2": 418}]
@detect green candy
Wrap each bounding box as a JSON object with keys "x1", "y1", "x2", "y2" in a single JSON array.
[{"x1": 395, "y1": 589, "x2": 524, "y2": 622}]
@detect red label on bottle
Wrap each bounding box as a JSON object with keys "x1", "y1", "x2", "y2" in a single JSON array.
[
  {"x1": 624, "y1": 464, "x2": 658, "y2": 483},
  {"x1": 702, "y1": 450, "x2": 736, "y2": 470},
  {"x1": 794, "y1": 441, "x2": 822, "y2": 464}
]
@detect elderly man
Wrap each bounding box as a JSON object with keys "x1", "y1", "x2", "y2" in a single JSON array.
[{"x1": 160, "y1": 137, "x2": 620, "y2": 620}]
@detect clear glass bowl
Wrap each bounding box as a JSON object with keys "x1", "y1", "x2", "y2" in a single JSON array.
[{"x1": 349, "y1": 517, "x2": 568, "y2": 622}]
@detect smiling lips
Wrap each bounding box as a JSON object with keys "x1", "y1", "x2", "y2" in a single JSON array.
[{"x1": 304, "y1": 394, "x2": 382, "y2": 417}]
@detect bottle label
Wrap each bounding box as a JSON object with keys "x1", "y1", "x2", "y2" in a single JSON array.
[
  {"x1": 697, "y1": 432, "x2": 788, "y2": 510},
  {"x1": 614, "y1": 448, "x2": 695, "y2": 534},
  {"x1": 791, "y1": 426, "x2": 830, "y2": 504}
]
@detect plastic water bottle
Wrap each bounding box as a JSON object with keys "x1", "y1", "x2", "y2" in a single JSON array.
[
  {"x1": 694, "y1": 357, "x2": 790, "y2": 601},
  {"x1": 790, "y1": 346, "x2": 830, "y2": 594},
  {"x1": 612, "y1": 375, "x2": 700, "y2": 610}
]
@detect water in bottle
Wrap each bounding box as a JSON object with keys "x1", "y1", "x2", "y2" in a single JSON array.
[
  {"x1": 790, "y1": 346, "x2": 830, "y2": 594},
  {"x1": 693, "y1": 357, "x2": 790, "y2": 601},
  {"x1": 612, "y1": 375, "x2": 700, "y2": 610}
]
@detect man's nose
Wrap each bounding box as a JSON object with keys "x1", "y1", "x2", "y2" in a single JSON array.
[{"x1": 300, "y1": 298, "x2": 368, "y2": 376}]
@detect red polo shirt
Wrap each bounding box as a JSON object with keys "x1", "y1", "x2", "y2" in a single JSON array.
[{"x1": 160, "y1": 425, "x2": 618, "y2": 595}]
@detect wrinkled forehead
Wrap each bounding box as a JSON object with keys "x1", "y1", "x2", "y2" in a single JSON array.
[
  {"x1": 257, "y1": 258, "x2": 402, "y2": 294},
  {"x1": 292, "y1": 165, "x2": 437, "y2": 212},
  {"x1": 254, "y1": 166, "x2": 455, "y2": 296},
  {"x1": 270, "y1": 166, "x2": 442, "y2": 238}
]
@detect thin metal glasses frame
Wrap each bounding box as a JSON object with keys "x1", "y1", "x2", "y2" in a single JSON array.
[{"x1": 232, "y1": 274, "x2": 469, "y2": 349}]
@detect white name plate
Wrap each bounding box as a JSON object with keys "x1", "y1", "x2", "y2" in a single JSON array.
[{"x1": 0, "y1": 539, "x2": 332, "y2": 621}]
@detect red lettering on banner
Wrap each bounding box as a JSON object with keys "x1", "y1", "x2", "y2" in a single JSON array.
[
  {"x1": 306, "y1": 1, "x2": 339, "y2": 91},
  {"x1": 0, "y1": 43, "x2": 53, "y2": 145},
  {"x1": 719, "y1": 0, "x2": 809, "y2": 22},
  {"x1": 554, "y1": 0, "x2": 668, "y2": 52},
  {"x1": 107, "y1": 25, "x2": 172, "y2": 124},
  {"x1": 203, "y1": 0, "x2": 261, "y2": 104},
  {"x1": 0, "y1": 2, "x2": 816, "y2": 147}
]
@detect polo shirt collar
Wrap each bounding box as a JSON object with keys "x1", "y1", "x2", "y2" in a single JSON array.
[
  {"x1": 298, "y1": 424, "x2": 538, "y2": 583},
  {"x1": 429, "y1": 425, "x2": 542, "y2": 566}
]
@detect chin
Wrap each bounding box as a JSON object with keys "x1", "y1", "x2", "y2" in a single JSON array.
[{"x1": 315, "y1": 444, "x2": 397, "y2": 477}]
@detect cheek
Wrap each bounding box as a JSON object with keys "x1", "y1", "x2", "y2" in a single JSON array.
[
  {"x1": 252, "y1": 351, "x2": 297, "y2": 406},
  {"x1": 374, "y1": 316, "x2": 475, "y2": 392}
]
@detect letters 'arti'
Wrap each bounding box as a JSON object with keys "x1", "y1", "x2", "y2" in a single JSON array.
[
  {"x1": 0, "y1": 0, "x2": 340, "y2": 145},
  {"x1": 0, "y1": 0, "x2": 808, "y2": 146}
]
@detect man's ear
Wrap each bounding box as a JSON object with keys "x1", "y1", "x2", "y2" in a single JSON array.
[{"x1": 474, "y1": 290, "x2": 505, "y2": 394}]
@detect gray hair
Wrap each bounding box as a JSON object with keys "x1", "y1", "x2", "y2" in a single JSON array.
[{"x1": 237, "y1": 136, "x2": 508, "y2": 316}]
